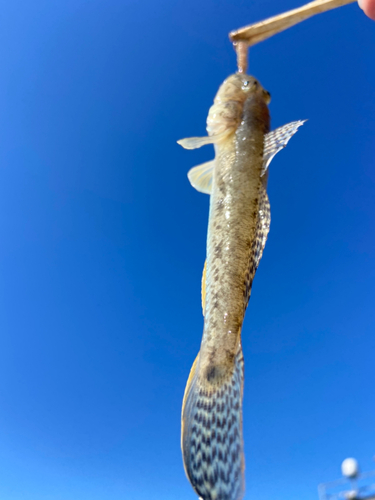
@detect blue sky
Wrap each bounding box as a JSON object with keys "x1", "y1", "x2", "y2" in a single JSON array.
[{"x1": 0, "y1": 1, "x2": 374, "y2": 499}]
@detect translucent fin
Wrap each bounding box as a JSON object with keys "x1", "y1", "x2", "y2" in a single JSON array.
[
  {"x1": 254, "y1": 185, "x2": 271, "y2": 271},
  {"x1": 188, "y1": 161, "x2": 214, "y2": 195},
  {"x1": 181, "y1": 352, "x2": 200, "y2": 421},
  {"x1": 181, "y1": 343, "x2": 245, "y2": 500},
  {"x1": 177, "y1": 129, "x2": 231, "y2": 150},
  {"x1": 178, "y1": 136, "x2": 215, "y2": 150},
  {"x1": 201, "y1": 260, "x2": 207, "y2": 315},
  {"x1": 244, "y1": 185, "x2": 271, "y2": 309},
  {"x1": 262, "y1": 120, "x2": 306, "y2": 175}
]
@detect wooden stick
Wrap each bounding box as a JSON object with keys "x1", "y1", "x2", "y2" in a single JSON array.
[{"x1": 230, "y1": 0, "x2": 356, "y2": 47}]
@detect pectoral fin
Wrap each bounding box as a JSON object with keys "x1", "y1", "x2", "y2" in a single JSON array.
[
  {"x1": 177, "y1": 129, "x2": 231, "y2": 150},
  {"x1": 188, "y1": 161, "x2": 214, "y2": 194},
  {"x1": 262, "y1": 120, "x2": 306, "y2": 175}
]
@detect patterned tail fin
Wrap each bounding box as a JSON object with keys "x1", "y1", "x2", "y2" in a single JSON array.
[{"x1": 181, "y1": 344, "x2": 245, "y2": 500}]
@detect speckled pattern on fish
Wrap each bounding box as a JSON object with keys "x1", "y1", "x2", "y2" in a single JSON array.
[{"x1": 178, "y1": 73, "x2": 304, "y2": 500}]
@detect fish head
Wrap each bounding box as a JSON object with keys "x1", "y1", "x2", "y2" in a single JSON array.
[
  {"x1": 207, "y1": 73, "x2": 271, "y2": 139},
  {"x1": 216, "y1": 73, "x2": 271, "y2": 105}
]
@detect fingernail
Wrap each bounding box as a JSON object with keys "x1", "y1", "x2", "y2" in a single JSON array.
[{"x1": 358, "y1": 0, "x2": 364, "y2": 10}]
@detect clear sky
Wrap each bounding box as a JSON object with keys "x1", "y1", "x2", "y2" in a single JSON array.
[{"x1": 0, "y1": 1, "x2": 374, "y2": 499}]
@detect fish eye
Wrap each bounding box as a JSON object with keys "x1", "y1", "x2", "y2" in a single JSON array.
[
  {"x1": 242, "y1": 79, "x2": 260, "y2": 92},
  {"x1": 242, "y1": 80, "x2": 253, "y2": 91}
]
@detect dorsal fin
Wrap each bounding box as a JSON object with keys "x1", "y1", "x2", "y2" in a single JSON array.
[
  {"x1": 244, "y1": 184, "x2": 271, "y2": 309},
  {"x1": 262, "y1": 120, "x2": 306, "y2": 175}
]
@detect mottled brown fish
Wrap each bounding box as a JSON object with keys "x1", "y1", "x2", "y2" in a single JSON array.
[{"x1": 178, "y1": 73, "x2": 304, "y2": 500}]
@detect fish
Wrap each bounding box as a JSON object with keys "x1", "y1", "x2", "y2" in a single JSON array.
[{"x1": 178, "y1": 73, "x2": 305, "y2": 500}]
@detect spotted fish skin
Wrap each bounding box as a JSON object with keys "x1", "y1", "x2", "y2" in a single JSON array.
[
  {"x1": 181, "y1": 345, "x2": 244, "y2": 500},
  {"x1": 179, "y1": 73, "x2": 304, "y2": 500},
  {"x1": 180, "y1": 73, "x2": 270, "y2": 500},
  {"x1": 200, "y1": 78, "x2": 269, "y2": 380}
]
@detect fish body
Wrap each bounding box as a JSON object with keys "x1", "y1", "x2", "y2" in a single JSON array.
[
  {"x1": 178, "y1": 73, "x2": 304, "y2": 500},
  {"x1": 201, "y1": 77, "x2": 269, "y2": 377}
]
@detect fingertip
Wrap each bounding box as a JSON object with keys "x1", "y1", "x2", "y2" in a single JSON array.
[{"x1": 358, "y1": 0, "x2": 375, "y2": 20}]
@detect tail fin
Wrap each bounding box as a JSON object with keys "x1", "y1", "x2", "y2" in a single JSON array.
[{"x1": 181, "y1": 344, "x2": 245, "y2": 500}]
